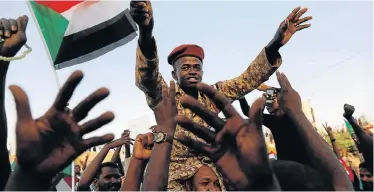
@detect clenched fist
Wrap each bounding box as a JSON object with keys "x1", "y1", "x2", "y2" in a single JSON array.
[
  {"x1": 130, "y1": 0, "x2": 153, "y2": 30},
  {"x1": 0, "y1": 16, "x2": 28, "y2": 57}
]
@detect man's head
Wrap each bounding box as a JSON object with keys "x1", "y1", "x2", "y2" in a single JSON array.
[
  {"x1": 74, "y1": 164, "x2": 81, "y2": 175},
  {"x1": 359, "y1": 162, "x2": 373, "y2": 191},
  {"x1": 168, "y1": 44, "x2": 204, "y2": 91},
  {"x1": 94, "y1": 162, "x2": 122, "y2": 191},
  {"x1": 191, "y1": 165, "x2": 221, "y2": 191}
]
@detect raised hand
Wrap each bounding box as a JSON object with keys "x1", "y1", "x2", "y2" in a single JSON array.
[
  {"x1": 0, "y1": 16, "x2": 28, "y2": 57},
  {"x1": 276, "y1": 71, "x2": 303, "y2": 114},
  {"x1": 176, "y1": 83, "x2": 276, "y2": 190},
  {"x1": 106, "y1": 137, "x2": 133, "y2": 149},
  {"x1": 271, "y1": 7, "x2": 312, "y2": 47},
  {"x1": 132, "y1": 133, "x2": 153, "y2": 161},
  {"x1": 154, "y1": 80, "x2": 177, "y2": 135},
  {"x1": 322, "y1": 123, "x2": 333, "y2": 133},
  {"x1": 343, "y1": 104, "x2": 355, "y2": 119},
  {"x1": 10, "y1": 71, "x2": 114, "y2": 178},
  {"x1": 130, "y1": 0, "x2": 153, "y2": 29}
]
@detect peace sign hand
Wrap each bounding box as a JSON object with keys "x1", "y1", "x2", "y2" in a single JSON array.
[{"x1": 11, "y1": 71, "x2": 115, "y2": 179}]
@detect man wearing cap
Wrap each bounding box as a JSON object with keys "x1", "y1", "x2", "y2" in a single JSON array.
[{"x1": 130, "y1": 1, "x2": 312, "y2": 190}]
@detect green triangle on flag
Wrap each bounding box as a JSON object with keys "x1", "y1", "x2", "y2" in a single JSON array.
[
  {"x1": 344, "y1": 119, "x2": 354, "y2": 135},
  {"x1": 29, "y1": 1, "x2": 69, "y2": 62},
  {"x1": 28, "y1": 0, "x2": 138, "y2": 70},
  {"x1": 61, "y1": 163, "x2": 72, "y2": 176}
]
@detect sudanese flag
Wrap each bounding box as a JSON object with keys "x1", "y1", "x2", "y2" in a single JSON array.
[{"x1": 27, "y1": 0, "x2": 138, "y2": 70}]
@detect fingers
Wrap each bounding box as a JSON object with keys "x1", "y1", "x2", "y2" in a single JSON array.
[
  {"x1": 130, "y1": 1, "x2": 150, "y2": 18},
  {"x1": 295, "y1": 16, "x2": 312, "y2": 26},
  {"x1": 176, "y1": 134, "x2": 213, "y2": 157},
  {"x1": 81, "y1": 134, "x2": 115, "y2": 151},
  {"x1": 276, "y1": 71, "x2": 292, "y2": 91},
  {"x1": 287, "y1": 6, "x2": 301, "y2": 21},
  {"x1": 137, "y1": 133, "x2": 153, "y2": 150},
  {"x1": 9, "y1": 19, "x2": 17, "y2": 33},
  {"x1": 197, "y1": 83, "x2": 240, "y2": 118},
  {"x1": 176, "y1": 115, "x2": 216, "y2": 143},
  {"x1": 53, "y1": 71, "x2": 84, "y2": 111},
  {"x1": 162, "y1": 82, "x2": 169, "y2": 99},
  {"x1": 72, "y1": 87, "x2": 110, "y2": 122},
  {"x1": 296, "y1": 24, "x2": 311, "y2": 31},
  {"x1": 180, "y1": 95, "x2": 225, "y2": 132},
  {"x1": 147, "y1": 133, "x2": 153, "y2": 149},
  {"x1": 9, "y1": 85, "x2": 33, "y2": 123},
  {"x1": 169, "y1": 80, "x2": 176, "y2": 100},
  {"x1": 79, "y1": 112, "x2": 115, "y2": 136},
  {"x1": 0, "y1": 18, "x2": 11, "y2": 37},
  {"x1": 16, "y1": 15, "x2": 28, "y2": 33},
  {"x1": 294, "y1": 8, "x2": 308, "y2": 21},
  {"x1": 249, "y1": 97, "x2": 266, "y2": 125}
]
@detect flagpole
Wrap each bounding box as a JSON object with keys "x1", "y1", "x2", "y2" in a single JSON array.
[{"x1": 26, "y1": 1, "x2": 61, "y2": 88}]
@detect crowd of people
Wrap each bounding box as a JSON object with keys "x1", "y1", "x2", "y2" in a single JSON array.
[{"x1": 0, "y1": 0, "x2": 373, "y2": 191}]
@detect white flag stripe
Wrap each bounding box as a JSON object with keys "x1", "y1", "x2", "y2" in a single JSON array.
[{"x1": 64, "y1": 1, "x2": 132, "y2": 36}]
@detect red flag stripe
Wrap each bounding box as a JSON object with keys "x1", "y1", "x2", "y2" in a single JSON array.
[{"x1": 34, "y1": 0, "x2": 84, "y2": 13}]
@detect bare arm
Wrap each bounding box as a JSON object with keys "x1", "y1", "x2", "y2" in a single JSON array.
[
  {"x1": 142, "y1": 137, "x2": 173, "y2": 191},
  {"x1": 326, "y1": 129, "x2": 341, "y2": 158},
  {"x1": 239, "y1": 97, "x2": 250, "y2": 117},
  {"x1": 81, "y1": 154, "x2": 89, "y2": 171},
  {"x1": 216, "y1": 48, "x2": 282, "y2": 101},
  {"x1": 121, "y1": 158, "x2": 147, "y2": 191},
  {"x1": 77, "y1": 146, "x2": 111, "y2": 190},
  {"x1": 110, "y1": 146, "x2": 125, "y2": 176},
  {"x1": 289, "y1": 112, "x2": 354, "y2": 191},
  {"x1": 0, "y1": 62, "x2": 10, "y2": 190},
  {"x1": 346, "y1": 117, "x2": 373, "y2": 153}
]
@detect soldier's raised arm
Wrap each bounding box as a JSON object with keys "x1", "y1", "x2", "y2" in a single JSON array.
[{"x1": 131, "y1": 0, "x2": 166, "y2": 109}]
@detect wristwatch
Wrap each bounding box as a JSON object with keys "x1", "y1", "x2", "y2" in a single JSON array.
[{"x1": 153, "y1": 132, "x2": 174, "y2": 144}]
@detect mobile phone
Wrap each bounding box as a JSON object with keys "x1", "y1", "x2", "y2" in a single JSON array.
[{"x1": 265, "y1": 87, "x2": 280, "y2": 107}]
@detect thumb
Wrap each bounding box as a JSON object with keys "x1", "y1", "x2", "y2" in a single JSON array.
[
  {"x1": 16, "y1": 15, "x2": 28, "y2": 35},
  {"x1": 9, "y1": 85, "x2": 32, "y2": 123},
  {"x1": 281, "y1": 19, "x2": 289, "y2": 31},
  {"x1": 248, "y1": 97, "x2": 266, "y2": 127}
]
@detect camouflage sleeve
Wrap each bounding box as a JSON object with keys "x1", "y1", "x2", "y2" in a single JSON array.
[
  {"x1": 215, "y1": 48, "x2": 282, "y2": 101},
  {"x1": 135, "y1": 37, "x2": 167, "y2": 110}
]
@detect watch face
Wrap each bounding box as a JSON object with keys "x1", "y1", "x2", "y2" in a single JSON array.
[{"x1": 154, "y1": 132, "x2": 165, "y2": 143}]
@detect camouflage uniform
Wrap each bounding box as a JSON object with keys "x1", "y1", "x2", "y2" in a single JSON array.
[{"x1": 135, "y1": 38, "x2": 282, "y2": 190}]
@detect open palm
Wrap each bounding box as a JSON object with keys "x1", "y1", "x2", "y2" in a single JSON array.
[{"x1": 11, "y1": 71, "x2": 115, "y2": 177}]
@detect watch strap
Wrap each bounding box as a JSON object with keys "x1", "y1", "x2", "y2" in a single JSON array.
[{"x1": 164, "y1": 134, "x2": 174, "y2": 144}]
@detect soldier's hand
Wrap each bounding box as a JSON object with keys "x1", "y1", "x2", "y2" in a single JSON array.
[{"x1": 130, "y1": 1, "x2": 153, "y2": 30}]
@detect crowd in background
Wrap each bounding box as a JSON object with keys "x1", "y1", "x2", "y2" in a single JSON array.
[{"x1": 0, "y1": 0, "x2": 373, "y2": 191}]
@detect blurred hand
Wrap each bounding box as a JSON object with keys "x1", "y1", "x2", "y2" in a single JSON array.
[
  {"x1": 11, "y1": 71, "x2": 115, "y2": 178},
  {"x1": 276, "y1": 71, "x2": 302, "y2": 114},
  {"x1": 176, "y1": 83, "x2": 273, "y2": 190},
  {"x1": 154, "y1": 81, "x2": 177, "y2": 135}
]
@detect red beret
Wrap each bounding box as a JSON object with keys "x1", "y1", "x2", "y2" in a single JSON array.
[{"x1": 167, "y1": 44, "x2": 204, "y2": 65}]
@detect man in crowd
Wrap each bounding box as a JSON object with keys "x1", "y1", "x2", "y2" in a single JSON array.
[
  {"x1": 130, "y1": 0, "x2": 312, "y2": 190},
  {"x1": 93, "y1": 162, "x2": 122, "y2": 191},
  {"x1": 359, "y1": 162, "x2": 373, "y2": 191}
]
